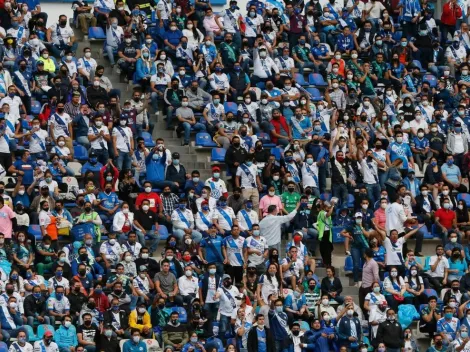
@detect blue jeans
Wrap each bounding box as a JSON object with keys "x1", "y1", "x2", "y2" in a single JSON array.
[
  {"x1": 219, "y1": 314, "x2": 231, "y2": 340},
  {"x1": 136, "y1": 229, "x2": 160, "y2": 254},
  {"x1": 365, "y1": 183, "x2": 381, "y2": 208},
  {"x1": 333, "y1": 183, "x2": 348, "y2": 206},
  {"x1": 91, "y1": 148, "x2": 109, "y2": 165},
  {"x1": 351, "y1": 247, "x2": 366, "y2": 283},
  {"x1": 50, "y1": 42, "x2": 78, "y2": 57},
  {"x1": 117, "y1": 150, "x2": 132, "y2": 170},
  {"x1": 27, "y1": 315, "x2": 52, "y2": 327},
  {"x1": 76, "y1": 135, "x2": 90, "y2": 148},
  {"x1": 173, "y1": 229, "x2": 203, "y2": 244},
  {"x1": 180, "y1": 122, "x2": 206, "y2": 144},
  {"x1": 106, "y1": 45, "x2": 118, "y2": 65}
]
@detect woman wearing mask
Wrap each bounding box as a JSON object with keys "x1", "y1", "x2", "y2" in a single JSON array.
[
  {"x1": 66, "y1": 80, "x2": 87, "y2": 104},
  {"x1": 320, "y1": 266, "x2": 344, "y2": 304},
  {"x1": 404, "y1": 264, "x2": 426, "y2": 310},
  {"x1": 38, "y1": 200, "x2": 58, "y2": 248},
  {"x1": 449, "y1": 327, "x2": 468, "y2": 352},
  {"x1": 317, "y1": 201, "x2": 335, "y2": 266},
  {"x1": 77, "y1": 200, "x2": 102, "y2": 241},
  {"x1": 243, "y1": 264, "x2": 259, "y2": 302},
  {"x1": 57, "y1": 64, "x2": 72, "y2": 87},
  {"x1": 398, "y1": 96, "x2": 416, "y2": 123},
  {"x1": 120, "y1": 250, "x2": 137, "y2": 278},
  {"x1": 257, "y1": 263, "x2": 281, "y2": 305},
  {"x1": 344, "y1": 70, "x2": 360, "y2": 93},
  {"x1": 7, "y1": 269, "x2": 23, "y2": 294},
  {"x1": 155, "y1": 50, "x2": 174, "y2": 77},
  {"x1": 51, "y1": 250, "x2": 72, "y2": 280},
  {"x1": 12, "y1": 231, "x2": 34, "y2": 277},
  {"x1": 112, "y1": 202, "x2": 134, "y2": 237},
  {"x1": 424, "y1": 156, "x2": 444, "y2": 200},
  {"x1": 182, "y1": 332, "x2": 205, "y2": 352},
  {"x1": 346, "y1": 50, "x2": 363, "y2": 76},
  {"x1": 135, "y1": 47, "x2": 156, "y2": 92},
  {"x1": 286, "y1": 140, "x2": 305, "y2": 163},
  {"x1": 182, "y1": 234, "x2": 199, "y2": 260},
  {"x1": 183, "y1": 21, "x2": 203, "y2": 46},
  {"x1": 369, "y1": 235, "x2": 387, "y2": 279},
  {"x1": 117, "y1": 169, "x2": 139, "y2": 206},
  {"x1": 449, "y1": 248, "x2": 468, "y2": 282},
  {"x1": 365, "y1": 282, "x2": 387, "y2": 339},
  {"x1": 38, "y1": 170, "x2": 59, "y2": 198},
  {"x1": 163, "y1": 236, "x2": 181, "y2": 260},
  {"x1": 327, "y1": 51, "x2": 346, "y2": 77},
  {"x1": 374, "y1": 111, "x2": 394, "y2": 147},
  {"x1": 388, "y1": 53, "x2": 406, "y2": 93},
  {"x1": 192, "y1": 52, "x2": 210, "y2": 89},
  {"x1": 3, "y1": 36, "x2": 19, "y2": 72},
  {"x1": 383, "y1": 266, "x2": 406, "y2": 311},
  {"x1": 456, "y1": 200, "x2": 470, "y2": 241}
]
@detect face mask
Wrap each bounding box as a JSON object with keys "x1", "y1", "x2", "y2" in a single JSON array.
[
  {"x1": 133, "y1": 336, "x2": 140, "y2": 344},
  {"x1": 56, "y1": 293, "x2": 63, "y2": 300},
  {"x1": 125, "y1": 255, "x2": 132, "y2": 262},
  {"x1": 373, "y1": 286, "x2": 380, "y2": 293},
  {"x1": 391, "y1": 271, "x2": 398, "y2": 277},
  {"x1": 388, "y1": 315, "x2": 396, "y2": 321},
  {"x1": 396, "y1": 137, "x2": 403, "y2": 143},
  {"x1": 322, "y1": 299, "x2": 329, "y2": 306},
  {"x1": 347, "y1": 309, "x2": 354, "y2": 316},
  {"x1": 462, "y1": 332, "x2": 469, "y2": 339},
  {"x1": 445, "y1": 313, "x2": 453, "y2": 319},
  {"x1": 213, "y1": 172, "x2": 220, "y2": 178}
]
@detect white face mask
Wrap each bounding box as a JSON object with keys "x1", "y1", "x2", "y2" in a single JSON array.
[
  {"x1": 347, "y1": 74, "x2": 353, "y2": 80},
  {"x1": 85, "y1": 52, "x2": 91, "y2": 58},
  {"x1": 443, "y1": 190, "x2": 449, "y2": 196},
  {"x1": 332, "y1": 68, "x2": 339, "y2": 73},
  {"x1": 122, "y1": 208, "x2": 129, "y2": 214},
  {"x1": 411, "y1": 270, "x2": 417, "y2": 276},
  {"x1": 391, "y1": 271, "x2": 398, "y2": 277},
  {"x1": 459, "y1": 204, "x2": 464, "y2": 210},
  {"x1": 142, "y1": 205, "x2": 149, "y2": 211},
  {"x1": 322, "y1": 299, "x2": 329, "y2": 306},
  {"x1": 58, "y1": 141, "x2": 65, "y2": 146},
  {"x1": 125, "y1": 256, "x2": 132, "y2": 262},
  {"x1": 18, "y1": 190, "x2": 25, "y2": 195},
  {"x1": 160, "y1": 55, "x2": 166, "y2": 60},
  {"x1": 418, "y1": 132, "x2": 424, "y2": 138},
  {"x1": 444, "y1": 70, "x2": 450, "y2": 76},
  {"x1": 396, "y1": 137, "x2": 403, "y2": 143},
  {"x1": 351, "y1": 53, "x2": 358, "y2": 59},
  {"x1": 431, "y1": 127, "x2": 438, "y2": 132},
  {"x1": 335, "y1": 55, "x2": 341, "y2": 60}
]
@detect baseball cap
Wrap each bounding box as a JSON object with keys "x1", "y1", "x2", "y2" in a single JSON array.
[
  {"x1": 212, "y1": 165, "x2": 220, "y2": 172},
  {"x1": 354, "y1": 212, "x2": 363, "y2": 218}
]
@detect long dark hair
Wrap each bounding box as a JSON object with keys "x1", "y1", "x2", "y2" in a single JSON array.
[
  {"x1": 264, "y1": 263, "x2": 281, "y2": 285},
  {"x1": 407, "y1": 265, "x2": 422, "y2": 291}
]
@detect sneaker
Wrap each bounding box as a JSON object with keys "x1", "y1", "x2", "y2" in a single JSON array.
[
  {"x1": 345, "y1": 251, "x2": 351, "y2": 256},
  {"x1": 84, "y1": 35, "x2": 88, "y2": 41},
  {"x1": 124, "y1": 77, "x2": 128, "y2": 83},
  {"x1": 354, "y1": 282, "x2": 360, "y2": 287},
  {"x1": 115, "y1": 67, "x2": 121, "y2": 75},
  {"x1": 414, "y1": 251, "x2": 423, "y2": 257}
]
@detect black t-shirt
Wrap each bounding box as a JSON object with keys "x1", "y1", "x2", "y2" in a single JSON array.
[
  {"x1": 134, "y1": 209, "x2": 157, "y2": 230},
  {"x1": 109, "y1": 9, "x2": 129, "y2": 26},
  {"x1": 77, "y1": 324, "x2": 99, "y2": 343},
  {"x1": 118, "y1": 43, "x2": 139, "y2": 58}
]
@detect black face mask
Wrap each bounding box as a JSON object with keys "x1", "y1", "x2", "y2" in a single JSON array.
[
  {"x1": 84, "y1": 320, "x2": 92, "y2": 326},
  {"x1": 163, "y1": 191, "x2": 170, "y2": 196},
  {"x1": 292, "y1": 330, "x2": 300, "y2": 336},
  {"x1": 87, "y1": 302, "x2": 96, "y2": 309},
  {"x1": 57, "y1": 107, "x2": 64, "y2": 113},
  {"x1": 233, "y1": 142, "x2": 240, "y2": 148},
  {"x1": 78, "y1": 269, "x2": 86, "y2": 275},
  {"x1": 6, "y1": 289, "x2": 13, "y2": 294},
  {"x1": 114, "y1": 289, "x2": 122, "y2": 295},
  {"x1": 233, "y1": 194, "x2": 240, "y2": 199},
  {"x1": 59, "y1": 20, "x2": 67, "y2": 27},
  {"x1": 79, "y1": 253, "x2": 88, "y2": 261}
]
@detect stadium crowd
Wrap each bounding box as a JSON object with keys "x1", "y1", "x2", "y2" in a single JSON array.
[{"x1": 5, "y1": 0, "x2": 470, "y2": 350}]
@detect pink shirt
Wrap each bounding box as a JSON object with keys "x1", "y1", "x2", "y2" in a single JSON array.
[
  {"x1": 374, "y1": 208, "x2": 386, "y2": 229},
  {"x1": 0, "y1": 205, "x2": 15, "y2": 238},
  {"x1": 259, "y1": 195, "x2": 283, "y2": 216},
  {"x1": 203, "y1": 16, "x2": 220, "y2": 32}
]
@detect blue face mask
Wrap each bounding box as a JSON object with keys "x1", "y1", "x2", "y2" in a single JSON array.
[
  {"x1": 169, "y1": 241, "x2": 176, "y2": 246},
  {"x1": 202, "y1": 205, "x2": 209, "y2": 211},
  {"x1": 219, "y1": 201, "x2": 227, "y2": 207},
  {"x1": 178, "y1": 204, "x2": 186, "y2": 210},
  {"x1": 112, "y1": 305, "x2": 120, "y2": 311},
  {"x1": 173, "y1": 159, "x2": 180, "y2": 165},
  {"x1": 299, "y1": 39, "x2": 306, "y2": 45},
  {"x1": 94, "y1": 289, "x2": 102, "y2": 294},
  {"x1": 132, "y1": 10, "x2": 139, "y2": 15},
  {"x1": 401, "y1": 41, "x2": 407, "y2": 47},
  {"x1": 90, "y1": 158, "x2": 97, "y2": 164},
  {"x1": 33, "y1": 293, "x2": 41, "y2": 299},
  {"x1": 455, "y1": 127, "x2": 462, "y2": 133},
  {"x1": 56, "y1": 293, "x2": 63, "y2": 300},
  {"x1": 246, "y1": 203, "x2": 253, "y2": 209},
  {"x1": 300, "y1": 203, "x2": 308, "y2": 208},
  {"x1": 312, "y1": 40, "x2": 319, "y2": 46},
  {"x1": 11, "y1": 274, "x2": 18, "y2": 280},
  {"x1": 246, "y1": 161, "x2": 253, "y2": 166},
  {"x1": 431, "y1": 161, "x2": 437, "y2": 166},
  {"x1": 285, "y1": 156, "x2": 293, "y2": 162},
  {"x1": 294, "y1": 8, "x2": 301, "y2": 14},
  {"x1": 234, "y1": 66, "x2": 241, "y2": 72},
  {"x1": 182, "y1": 43, "x2": 188, "y2": 49},
  {"x1": 26, "y1": 272, "x2": 32, "y2": 279},
  {"x1": 152, "y1": 154, "x2": 159, "y2": 160},
  {"x1": 56, "y1": 271, "x2": 63, "y2": 277},
  {"x1": 445, "y1": 312, "x2": 453, "y2": 319},
  {"x1": 448, "y1": 160, "x2": 454, "y2": 166}
]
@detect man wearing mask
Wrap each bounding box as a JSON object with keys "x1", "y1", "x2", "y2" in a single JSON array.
[
  {"x1": 47, "y1": 76, "x2": 68, "y2": 104},
  {"x1": 105, "y1": 18, "x2": 124, "y2": 67},
  {"x1": 77, "y1": 312, "x2": 99, "y2": 351},
  {"x1": 237, "y1": 199, "x2": 259, "y2": 235},
  {"x1": 103, "y1": 297, "x2": 130, "y2": 339},
  {"x1": 67, "y1": 280, "x2": 87, "y2": 318},
  {"x1": 163, "y1": 78, "x2": 185, "y2": 129},
  {"x1": 8, "y1": 330, "x2": 31, "y2": 352},
  {"x1": 46, "y1": 15, "x2": 77, "y2": 57},
  {"x1": 55, "y1": 316, "x2": 78, "y2": 351},
  {"x1": 219, "y1": 32, "x2": 240, "y2": 72},
  {"x1": 247, "y1": 314, "x2": 275, "y2": 352},
  {"x1": 34, "y1": 329, "x2": 58, "y2": 352},
  {"x1": 97, "y1": 323, "x2": 119, "y2": 352},
  {"x1": 214, "y1": 275, "x2": 241, "y2": 340},
  {"x1": 292, "y1": 35, "x2": 316, "y2": 74},
  {"x1": 24, "y1": 285, "x2": 50, "y2": 327},
  {"x1": 135, "y1": 247, "x2": 160, "y2": 278},
  {"x1": 86, "y1": 77, "x2": 109, "y2": 110},
  {"x1": 47, "y1": 286, "x2": 70, "y2": 324},
  {"x1": 185, "y1": 80, "x2": 212, "y2": 112},
  {"x1": 88, "y1": 115, "x2": 110, "y2": 166},
  {"x1": 198, "y1": 225, "x2": 224, "y2": 274},
  {"x1": 376, "y1": 309, "x2": 404, "y2": 351},
  {"x1": 117, "y1": 33, "x2": 139, "y2": 82},
  {"x1": 129, "y1": 90, "x2": 150, "y2": 139},
  {"x1": 133, "y1": 198, "x2": 161, "y2": 253},
  {"x1": 48, "y1": 101, "x2": 73, "y2": 157}
]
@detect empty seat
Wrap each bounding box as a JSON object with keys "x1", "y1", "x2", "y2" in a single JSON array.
[
  {"x1": 423, "y1": 74, "x2": 437, "y2": 88},
  {"x1": 88, "y1": 27, "x2": 106, "y2": 40},
  {"x1": 195, "y1": 132, "x2": 217, "y2": 147},
  {"x1": 223, "y1": 102, "x2": 237, "y2": 115},
  {"x1": 256, "y1": 132, "x2": 275, "y2": 147},
  {"x1": 211, "y1": 148, "x2": 226, "y2": 162},
  {"x1": 31, "y1": 101, "x2": 41, "y2": 115},
  {"x1": 141, "y1": 131, "x2": 155, "y2": 147},
  {"x1": 294, "y1": 73, "x2": 308, "y2": 86},
  {"x1": 271, "y1": 147, "x2": 283, "y2": 161},
  {"x1": 306, "y1": 87, "x2": 323, "y2": 101},
  {"x1": 308, "y1": 73, "x2": 328, "y2": 87},
  {"x1": 73, "y1": 145, "x2": 89, "y2": 161},
  {"x1": 457, "y1": 193, "x2": 470, "y2": 207}
]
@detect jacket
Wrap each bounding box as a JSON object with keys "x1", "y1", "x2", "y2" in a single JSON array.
[
  {"x1": 128, "y1": 309, "x2": 152, "y2": 332},
  {"x1": 320, "y1": 276, "x2": 343, "y2": 297},
  {"x1": 54, "y1": 324, "x2": 78, "y2": 349},
  {"x1": 166, "y1": 163, "x2": 187, "y2": 186},
  {"x1": 441, "y1": 1, "x2": 462, "y2": 26},
  {"x1": 122, "y1": 339, "x2": 148, "y2": 352},
  {"x1": 337, "y1": 316, "x2": 362, "y2": 347},
  {"x1": 414, "y1": 194, "x2": 437, "y2": 215},
  {"x1": 200, "y1": 273, "x2": 221, "y2": 302},
  {"x1": 163, "y1": 322, "x2": 189, "y2": 346},
  {"x1": 447, "y1": 132, "x2": 469, "y2": 155},
  {"x1": 23, "y1": 294, "x2": 47, "y2": 317},
  {"x1": 103, "y1": 309, "x2": 129, "y2": 331},
  {"x1": 224, "y1": 146, "x2": 247, "y2": 172},
  {"x1": 247, "y1": 326, "x2": 275, "y2": 352},
  {"x1": 376, "y1": 319, "x2": 403, "y2": 349},
  {"x1": 462, "y1": 151, "x2": 470, "y2": 176},
  {"x1": 135, "y1": 58, "x2": 156, "y2": 82},
  {"x1": 281, "y1": 333, "x2": 310, "y2": 352},
  {"x1": 146, "y1": 150, "x2": 167, "y2": 182}
]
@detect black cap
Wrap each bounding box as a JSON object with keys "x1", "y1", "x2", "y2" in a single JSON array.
[
  {"x1": 172, "y1": 152, "x2": 180, "y2": 159},
  {"x1": 40, "y1": 185, "x2": 49, "y2": 190},
  {"x1": 89, "y1": 151, "x2": 97, "y2": 157}
]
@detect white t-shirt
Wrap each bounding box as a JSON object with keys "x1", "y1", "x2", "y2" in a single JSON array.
[
  {"x1": 112, "y1": 126, "x2": 133, "y2": 152},
  {"x1": 213, "y1": 207, "x2": 236, "y2": 231},
  {"x1": 301, "y1": 163, "x2": 319, "y2": 188},
  {"x1": 38, "y1": 180, "x2": 58, "y2": 194},
  {"x1": 48, "y1": 276, "x2": 70, "y2": 291},
  {"x1": 246, "y1": 235, "x2": 268, "y2": 265},
  {"x1": 49, "y1": 113, "x2": 72, "y2": 139},
  {"x1": 385, "y1": 202, "x2": 407, "y2": 235},
  {"x1": 205, "y1": 276, "x2": 217, "y2": 303},
  {"x1": 171, "y1": 208, "x2": 194, "y2": 229},
  {"x1": 236, "y1": 209, "x2": 259, "y2": 231},
  {"x1": 49, "y1": 23, "x2": 74, "y2": 45},
  {"x1": 217, "y1": 285, "x2": 239, "y2": 317},
  {"x1": 236, "y1": 164, "x2": 258, "y2": 189},
  {"x1": 427, "y1": 255, "x2": 449, "y2": 277},
  {"x1": 88, "y1": 125, "x2": 109, "y2": 150},
  {"x1": 281, "y1": 257, "x2": 303, "y2": 279},
  {"x1": 364, "y1": 1, "x2": 385, "y2": 18},
  {"x1": 204, "y1": 178, "x2": 227, "y2": 200},
  {"x1": 29, "y1": 129, "x2": 48, "y2": 154},
  {"x1": 383, "y1": 237, "x2": 406, "y2": 266}
]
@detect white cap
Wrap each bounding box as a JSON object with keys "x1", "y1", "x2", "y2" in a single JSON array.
[{"x1": 354, "y1": 212, "x2": 363, "y2": 218}]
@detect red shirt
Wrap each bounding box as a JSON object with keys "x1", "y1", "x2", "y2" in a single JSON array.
[
  {"x1": 435, "y1": 208, "x2": 456, "y2": 229},
  {"x1": 441, "y1": 2, "x2": 462, "y2": 26},
  {"x1": 270, "y1": 116, "x2": 290, "y2": 144},
  {"x1": 135, "y1": 192, "x2": 163, "y2": 213}
]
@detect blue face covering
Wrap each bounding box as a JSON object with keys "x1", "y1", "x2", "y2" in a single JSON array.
[{"x1": 178, "y1": 204, "x2": 186, "y2": 210}]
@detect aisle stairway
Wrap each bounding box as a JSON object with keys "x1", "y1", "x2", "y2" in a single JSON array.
[{"x1": 76, "y1": 31, "x2": 434, "y2": 350}]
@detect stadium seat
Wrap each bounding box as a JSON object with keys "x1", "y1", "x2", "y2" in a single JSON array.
[
  {"x1": 420, "y1": 224, "x2": 433, "y2": 239},
  {"x1": 306, "y1": 87, "x2": 323, "y2": 101},
  {"x1": 332, "y1": 226, "x2": 345, "y2": 243},
  {"x1": 37, "y1": 324, "x2": 54, "y2": 339},
  {"x1": 196, "y1": 132, "x2": 217, "y2": 147},
  {"x1": 88, "y1": 27, "x2": 106, "y2": 40},
  {"x1": 413, "y1": 60, "x2": 426, "y2": 73},
  {"x1": 347, "y1": 194, "x2": 355, "y2": 208},
  {"x1": 0, "y1": 342, "x2": 7, "y2": 352},
  {"x1": 142, "y1": 131, "x2": 155, "y2": 147},
  {"x1": 271, "y1": 147, "x2": 283, "y2": 161},
  {"x1": 157, "y1": 224, "x2": 169, "y2": 241},
  {"x1": 320, "y1": 193, "x2": 332, "y2": 201},
  {"x1": 431, "y1": 224, "x2": 440, "y2": 238},
  {"x1": 21, "y1": 120, "x2": 31, "y2": 130},
  {"x1": 424, "y1": 288, "x2": 439, "y2": 299},
  {"x1": 143, "y1": 339, "x2": 160, "y2": 352},
  {"x1": 308, "y1": 73, "x2": 328, "y2": 87},
  {"x1": 294, "y1": 73, "x2": 308, "y2": 86},
  {"x1": 256, "y1": 82, "x2": 266, "y2": 90},
  {"x1": 67, "y1": 162, "x2": 82, "y2": 176},
  {"x1": 224, "y1": 102, "x2": 237, "y2": 115},
  {"x1": 23, "y1": 325, "x2": 39, "y2": 342},
  {"x1": 423, "y1": 74, "x2": 437, "y2": 88},
  {"x1": 73, "y1": 145, "x2": 89, "y2": 161},
  {"x1": 31, "y1": 101, "x2": 41, "y2": 115},
  {"x1": 28, "y1": 225, "x2": 42, "y2": 240},
  {"x1": 256, "y1": 132, "x2": 275, "y2": 147},
  {"x1": 211, "y1": 148, "x2": 226, "y2": 162},
  {"x1": 457, "y1": 193, "x2": 470, "y2": 207},
  {"x1": 344, "y1": 256, "x2": 353, "y2": 272},
  {"x1": 119, "y1": 340, "x2": 129, "y2": 351}
]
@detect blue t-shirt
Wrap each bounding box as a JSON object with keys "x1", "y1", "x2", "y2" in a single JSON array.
[
  {"x1": 13, "y1": 160, "x2": 35, "y2": 185},
  {"x1": 411, "y1": 136, "x2": 430, "y2": 150},
  {"x1": 387, "y1": 142, "x2": 412, "y2": 169},
  {"x1": 449, "y1": 259, "x2": 467, "y2": 277},
  {"x1": 97, "y1": 191, "x2": 120, "y2": 211},
  {"x1": 257, "y1": 328, "x2": 267, "y2": 352},
  {"x1": 199, "y1": 236, "x2": 224, "y2": 263},
  {"x1": 13, "y1": 193, "x2": 30, "y2": 208},
  {"x1": 373, "y1": 246, "x2": 386, "y2": 263},
  {"x1": 441, "y1": 164, "x2": 461, "y2": 184}
]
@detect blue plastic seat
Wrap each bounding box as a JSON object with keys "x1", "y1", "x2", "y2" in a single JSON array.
[
  {"x1": 347, "y1": 194, "x2": 355, "y2": 208},
  {"x1": 308, "y1": 73, "x2": 328, "y2": 87},
  {"x1": 256, "y1": 133, "x2": 275, "y2": 148},
  {"x1": 28, "y1": 225, "x2": 42, "y2": 240},
  {"x1": 320, "y1": 193, "x2": 332, "y2": 201},
  {"x1": 306, "y1": 87, "x2": 323, "y2": 101},
  {"x1": 22, "y1": 120, "x2": 31, "y2": 130},
  {"x1": 457, "y1": 193, "x2": 470, "y2": 207},
  {"x1": 169, "y1": 306, "x2": 188, "y2": 323},
  {"x1": 0, "y1": 341, "x2": 7, "y2": 352},
  {"x1": 157, "y1": 224, "x2": 169, "y2": 241},
  {"x1": 223, "y1": 102, "x2": 238, "y2": 115},
  {"x1": 23, "y1": 325, "x2": 39, "y2": 342},
  {"x1": 211, "y1": 148, "x2": 226, "y2": 162},
  {"x1": 37, "y1": 324, "x2": 55, "y2": 339},
  {"x1": 256, "y1": 82, "x2": 266, "y2": 90},
  {"x1": 141, "y1": 131, "x2": 155, "y2": 148},
  {"x1": 420, "y1": 224, "x2": 433, "y2": 239},
  {"x1": 332, "y1": 226, "x2": 345, "y2": 243},
  {"x1": 271, "y1": 147, "x2": 283, "y2": 161},
  {"x1": 423, "y1": 74, "x2": 437, "y2": 88},
  {"x1": 413, "y1": 60, "x2": 426, "y2": 73},
  {"x1": 31, "y1": 100, "x2": 41, "y2": 115},
  {"x1": 424, "y1": 288, "x2": 439, "y2": 299},
  {"x1": 431, "y1": 224, "x2": 440, "y2": 238},
  {"x1": 196, "y1": 132, "x2": 217, "y2": 147},
  {"x1": 344, "y1": 256, "x2": 353, "y2": 271},
  {"x1": 73, "y1": 145, "x2": 89, "y2": 161},
  {"x1": 88, "y1": 27, "x2": 106, "y2": 40},
  {"x1": 294, "y1": 73, "x2": 308, "y2": 86}
]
